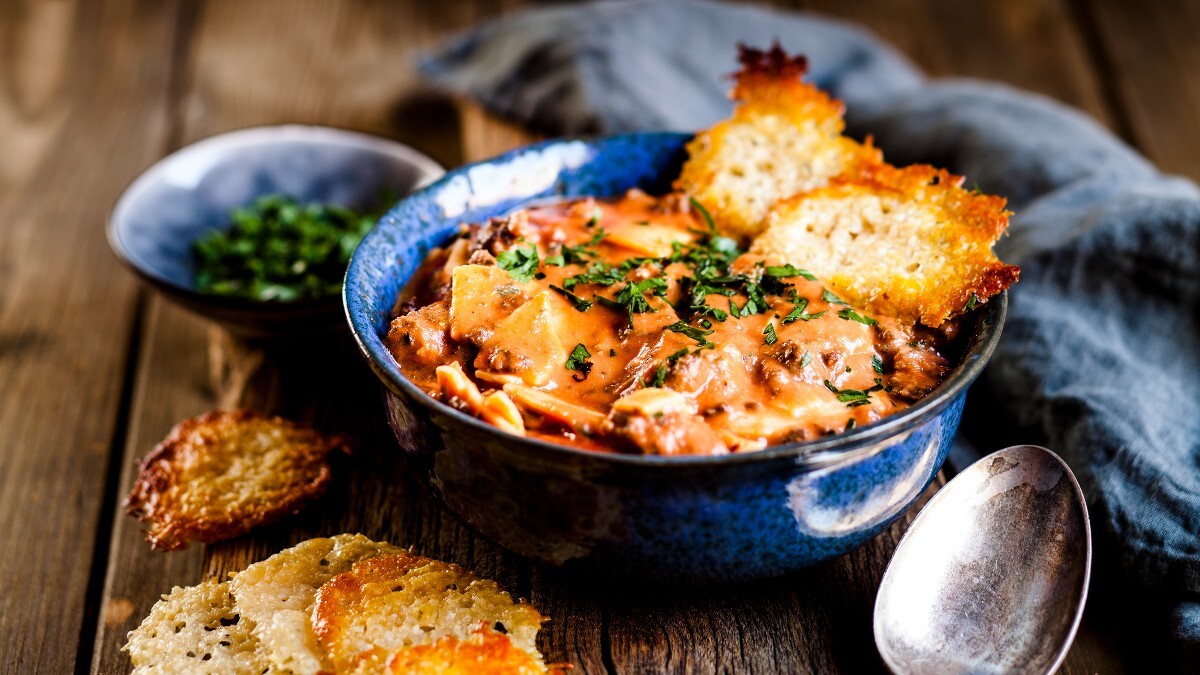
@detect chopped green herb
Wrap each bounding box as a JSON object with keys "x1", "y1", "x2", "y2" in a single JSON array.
[
  {"x1": 549, "y1": 284, "x2": 593, "y2": 312},
  {"x1": 824, "y1": 378, "x2": 885, "y2": 408},
  {"x1": 821, "y1": 288, "x2": 849, "y2": 305},
  {"x1": 597, "y1": 276, "x2": 667, "y2": 328},
  {"x1": 191, "y1": 194, "x2": 383, "y2": 301},
  {"x1": 667, "y1": 347, "x2": 691, "y2": 361},
  {"x1": 566, "y1": 343, "x2": 592, "y2": 380},
  {"x1": 837, "y1": 308, "x2": 878, "y2": 326},
  {"x1": 763, "y1": 321, "x2": 778, "y2": 345},
  {"x1": 689, "y1": 196, "x2": 717, "y2": 236},
  {"x1": 765, "y1": 264, "x2": 817, "y2": 281},
  {"x1": 799, "y1": 352, "x2": 813, "y2": 368},
  {"x1": 667, "y1": 320, "x2": 715, "y2": 346},
  {"x1": 871, "y1": 355, "x2": 885, "y2": 374},
  {"x1": 781, "y1": 298, "x2": 827, "y2": 324},
  {"x1": 564, "y1": 261, "x2": 622, "y2": 289},
  {"x1": 496, "y1": 244, "x2": 540, "y2": 282},
  {"x1": 564, "y1": 254, "x2": 660, "y2": 290},
  {"x1": 586, "y1": 207, "x2": 603, "y2": 227},
  {"x1": 695, "y1": 303, "x2": 729, "y2": 322},
  {"x1": 650, "y1": 362, "x2": 669, "y2": 388},
  {"x1": 545, "y1": 229, "x2": 606, "y2": 267},
  {"x1": 965, "y1": 293, "x2": 979, "y2": 310}
]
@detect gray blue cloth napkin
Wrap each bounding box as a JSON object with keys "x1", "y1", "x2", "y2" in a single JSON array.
[{"x1": 421, "y1": 0, "x2": 1200, "y2": 644}]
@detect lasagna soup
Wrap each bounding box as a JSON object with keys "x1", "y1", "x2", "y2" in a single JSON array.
[
  {"x1": 386, "y1": 191, "x2": 954, "y2": 456},
  {"x1": 385, "y1": 45, "x2": 1016, "y2": 456}
]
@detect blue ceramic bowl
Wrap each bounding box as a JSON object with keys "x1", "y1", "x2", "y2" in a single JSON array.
[
  {"x1": 345, "y1": 133, "x2": 1006, "y2": 584},
  {"x1": 109, "y1": 125, "x2": 443, "y2": 338}
]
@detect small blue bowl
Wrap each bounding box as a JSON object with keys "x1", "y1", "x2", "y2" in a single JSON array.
[
  {"x1": 109, "y1": 125, "x2": 443, "y2": 338},
  {"x1": 345, "y1": 133, "x2": 1006, "y2": 584}
]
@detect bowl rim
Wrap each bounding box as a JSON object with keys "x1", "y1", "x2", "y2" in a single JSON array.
[
  {"x1": 107, "y1": 124, "x2": 445, "y2": 311},
  {"x1": 344, "y1": 132, "x2": 1007, "y2": 471}
]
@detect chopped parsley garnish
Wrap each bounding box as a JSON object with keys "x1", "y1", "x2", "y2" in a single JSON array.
[
  {"x1": 667, "y1": 347, "x2": 691, "y2": 361},
  {"x1": 546, "y1": 229, "x2": 607, "y2": 267},
  {"x1": 965, "y1": 293, "x2": 979, "y2": 310},
  {"x1": 763, "y1": 321, "x2": 778, "y2": 345},
  {"x1": 799, "y1": 352, "x2": 813, "y2": 368},
  {"x1": 191, "y1": 194, "x2": 382, "y2": 301},
  {"x1": 549, "y1": 284, "x2": 593, "y2": 312},
  {"x1": 694, "y1": 301, "x2": 729, "y2": 322},
  {"x1": 596, "y1": 277, "x2": 667, "y2": 328},
  {"x1": 564, "y1": 261, "x2": 623, "y2": 289},
  {"x1": 741, "y1": 278, "x2": 770, "y2": 315},
  {"x1": 496, "y1": 244, "x2": 540, "y2": 282},
  {"x1": 781, "y1": 298, "x2": 827, "y2": 324},
  {"x1": 821, "y1": 288, "x2": 849, "y2": 305},
  {"x1": 689, "y1": 196, "x2": 717, "y2": 236},
  {"x1": 824, "y1": 378, "x2": 885, "y2": 407},
  {"x1": 765, "y1": 264, "x2": 817, "y2": 281},
  {"x1": 837, "y1": 308, "x2": 878, "y2": 326},
  {"x1": 649, "y1": 362, "x2": 669, "y2": 388},
  {"x1": 617, "y1": 277, "x2": 667, "y2": 309},
  {"x1": 563, "y1": 254, "x2": 657, "y2": 290},
  {"x1": 566, "y1": 343, "x2": 592, "y2": 380},
  {"x1": 667, "y1": 320, "x2": 715, "y2": 346},
  {"x1": 871, "y1": 355, "x2": 885, "y2": 374}
]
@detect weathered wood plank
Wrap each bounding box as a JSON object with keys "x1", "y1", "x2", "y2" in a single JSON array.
[
  {"x1": 90, "y1": 1, "x2": 535, "y2": 671},
  {"x1": 0, "y1": 1, "x2": 181, "y2": 672},
  {"x1": 796, "y1": 0, "x2": 1112, "y2": 125},
  {"x1": 599, "y1": 482, "x2": 938, "y2": 674},
  {"x1": 1084, "y1": 0, "x2": 1200, "y2": 181}
]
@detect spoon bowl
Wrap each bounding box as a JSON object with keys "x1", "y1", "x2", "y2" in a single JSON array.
[{"x1": 874, "y1": 445, "x2": 1091, "y2": 674}]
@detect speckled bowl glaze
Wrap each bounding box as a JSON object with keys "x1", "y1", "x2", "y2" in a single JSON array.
[
  {"x1": 345, "y1": 133, "x2": 1006, "y2": 584},
  {"x1": 109, "y1": 125, "x2": 443, "y2": 338}
]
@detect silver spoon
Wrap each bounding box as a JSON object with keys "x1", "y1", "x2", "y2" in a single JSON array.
[{"x1": 874, "y1": 445, "x2": 1091, "y2": 674}]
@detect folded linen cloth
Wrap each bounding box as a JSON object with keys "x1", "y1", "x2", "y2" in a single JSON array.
[{"x1": 421, "y1": 0, "x2": 1200, "y2": 644}]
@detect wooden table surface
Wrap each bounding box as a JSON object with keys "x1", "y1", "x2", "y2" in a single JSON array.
[{"x1": 2, "y1": 0, "x2": 1196, "y2": 672}]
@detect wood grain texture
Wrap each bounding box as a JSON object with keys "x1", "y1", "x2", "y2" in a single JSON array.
[
  {"x1": 1083, "y1": 0, "x2": 1200, "y2": 181},
  {"x1": 795, "y1": 0, "x2": 1112, "y2": 125},
  {"x1": 0, "y1": 1, "x2": 179, "y2": 672}
]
